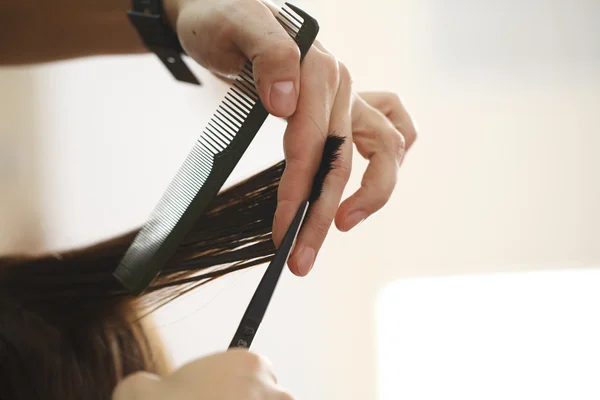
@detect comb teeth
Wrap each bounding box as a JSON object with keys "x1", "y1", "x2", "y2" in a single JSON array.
[
  {"x1": 115, "y1": 2, "x2": 319, "y2": 296},
  {"x1": 121, "y1": 73, "x2": 260, "y2": 268},
  {"x1": 198, "y1": 71, "x2": 258, "y2": 154},
  {"x1": 120, "y1": 142, "x2": 215, "y2": 269},
  {"x1": 194, "y1": 5, "x2": 305, "y2": 156},
  {"x1": 277, "y1": 4, "x2": 304, "y2": 38}
]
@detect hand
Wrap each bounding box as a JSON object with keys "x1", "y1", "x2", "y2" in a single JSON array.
[
  {"x1": 164, "y1": 0, "x2": 417, "y2": 276},
  {"x1": 112, "y1": 350, "x2": 293, "y2": 400},
  {"x1": 276, "y1": 86, "x2": 417, "y2": 276}
]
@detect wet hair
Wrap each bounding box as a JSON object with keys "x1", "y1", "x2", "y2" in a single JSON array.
[{"x1": 0, "y1": 135, "x2": 344, "y2": 399}]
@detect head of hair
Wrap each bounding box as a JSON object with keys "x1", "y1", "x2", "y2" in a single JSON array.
[{"x1": 0, "y1": 135, "x2": 343, "y2": 399}]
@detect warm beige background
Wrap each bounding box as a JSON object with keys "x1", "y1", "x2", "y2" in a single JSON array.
[
  {"x1": 1, "y1": 0, "x2": 599, "y2": 398},
  {"x1": 0, "y1": 69, "x2": 43, "y2": 253}
]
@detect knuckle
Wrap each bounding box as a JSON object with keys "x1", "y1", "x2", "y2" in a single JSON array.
[
  {"x1": 384, "y1": 91, "x2": 403, "y2": 108},
  {"x1": 212, "y1": 15, "x2": 238, "y2": 43},
  {"x1": 313, "y1": 211, "x2": 334, "y2": 238},
  {"x1": 238, "y1": 351, "x2": 266, "y2": 371},
  {"x1": 268, "y1": 41, "x2": 301, "y2": 65},
  {"x1": 252, "y1": 43, "x2": 300, "y2": 78},
  {"x1": 285, "y1": 154, "x2": 313, "y2": 176},
  {"x1": 337, "y1": 61, "x2": 353, "y2": 86},
  {"x1": 379, "y1": 91, "x2": 418, "y2": 148},
  {"x1": 404, "y1": 126, "x2": 418, "y2": 148},
  {"x1": 211, "y1": 26, "x2": 235, "y2": 50},
  {"x1": 386, "y1": 128, "x2": 406, "y2": 162},
  {"x1": 317, "y1": 52, "x2": 339, "y2": 86},
  {"x1": 403, "y1": 122, "x2": 418, "y2": 147}
]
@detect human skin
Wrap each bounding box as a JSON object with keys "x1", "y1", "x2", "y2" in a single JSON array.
[{"x1": 0, "y1": 0, "x2": 417, "y2": 275}]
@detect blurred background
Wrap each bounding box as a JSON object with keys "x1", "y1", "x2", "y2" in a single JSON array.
[{"x1": 1, "y1": 0, "x2": 599, "y2": 398}]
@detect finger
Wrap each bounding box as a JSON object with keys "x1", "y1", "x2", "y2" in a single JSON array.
[
  {"x1": 272, "y1": 47, "x2": 339, "y2": 274},
  {"x1": 112, "y1": 372, "x2": 162, "y2": 400},
  {"x1": 287, "y1": 63, "x2": 353, "y2": 276},
  {"x1": 255, "y1": 352, "x2": 278, "y2": 385},
  {"x1": 335, "y1": 97, "x2": 405, "y2": 232},
  {"x1": 220, "y1": 350, "x2": 278, "y2": 386},
  {"x1": 231, "y1": 0, "x2": 301, "y2": 117},
  {"x1": 239, "y1": 350, "x2": 277, "y2": 381},
  {"x1": 272, "y1": 386, "x2": 296, "y2": 400},
  {"x1": 359, "y1": 91, "x2": 418, "y2": 149}
]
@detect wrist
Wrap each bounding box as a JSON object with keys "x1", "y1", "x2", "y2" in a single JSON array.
[{"x1": 128, "y1": 0, "x2": 201, "y2": 84}]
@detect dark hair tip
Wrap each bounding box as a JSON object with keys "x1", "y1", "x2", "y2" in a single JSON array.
[{"x1": 308, "y1": 134, "x2": 346, "y2": 204}]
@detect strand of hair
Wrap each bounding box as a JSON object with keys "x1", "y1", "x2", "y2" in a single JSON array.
[{"x1": 154, "y1": 256, "x2": 272, "y2": 288}]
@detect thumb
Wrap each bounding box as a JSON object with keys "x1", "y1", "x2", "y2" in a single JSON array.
[{"x1": 232, "y1": 1, "x2": 300, "y2": 117}]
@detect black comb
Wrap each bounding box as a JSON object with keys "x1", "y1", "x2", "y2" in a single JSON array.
[{"x1": 114, "y1": 3, "x2": 319, "y2": 296}]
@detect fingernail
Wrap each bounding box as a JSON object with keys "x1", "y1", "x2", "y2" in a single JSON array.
[
  {"x1": 296, "y1": 247, "x2": 315, "y2": 276},
  {"x1": 270, "y1": 81, "x2": 296, "y2": 116},
  {"x1": 344, "y1": 211, "x2": 367, "y2": 231}
]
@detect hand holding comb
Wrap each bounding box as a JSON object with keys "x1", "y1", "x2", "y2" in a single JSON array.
[{"x1": 114, "y1": 3, "x2": 319, "y2": 296}]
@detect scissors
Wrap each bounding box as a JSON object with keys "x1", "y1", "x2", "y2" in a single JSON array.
[{"x1": 228, "y1": 200, "x2": 309, "y2": 349}]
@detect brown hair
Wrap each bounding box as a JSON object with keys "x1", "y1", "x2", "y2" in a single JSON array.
[
  {"x1": 0, "y1": 159, "x2": 284, "y2": 399},
  {"x1": 0, "y1": 136, "x2": 343, "y2": 399}
]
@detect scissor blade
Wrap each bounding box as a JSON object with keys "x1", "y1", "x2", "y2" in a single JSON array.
[{"x1": 228, "y1": 200, "x2": 309, "y2": 349}]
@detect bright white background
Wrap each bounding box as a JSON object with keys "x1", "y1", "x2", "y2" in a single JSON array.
[
  {"x1": 0, "y1": 0, "x2": 599, "y2": 398},
  {"x1": 377, "y1": 269, "x2": 600, "y2": 400}
]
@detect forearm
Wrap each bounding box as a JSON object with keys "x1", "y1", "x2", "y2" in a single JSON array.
[{"x1": 0, "y1": 0, "x2": 147, "y2": 65}]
